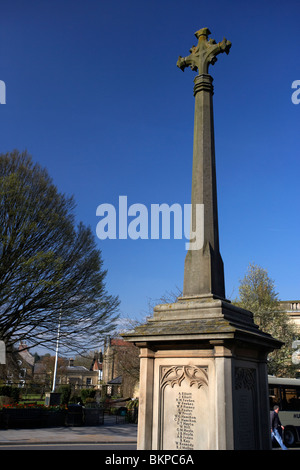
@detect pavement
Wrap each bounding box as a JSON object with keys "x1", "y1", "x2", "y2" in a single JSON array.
[{"x1": 0, "y1": 415, "x2": 137, "y2": 446}]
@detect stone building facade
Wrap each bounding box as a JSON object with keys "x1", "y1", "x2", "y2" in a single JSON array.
[{"x1": 280, "y1": 301, "x2": 300, "y2": 331}]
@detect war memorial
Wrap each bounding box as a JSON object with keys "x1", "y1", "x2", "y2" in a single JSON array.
[{"x1": 123, "y1": 28, "x2": 282, "y2": 450}]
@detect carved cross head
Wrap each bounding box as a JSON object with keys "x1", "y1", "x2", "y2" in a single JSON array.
[{"x1": 177, "y1": 27, "x2": 231, "y2": 75}]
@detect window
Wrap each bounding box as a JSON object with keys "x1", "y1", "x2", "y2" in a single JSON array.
[
  {"x1": 270, "y1": 386, "x2": 300, "y2": 411},
  {"x1": 281, "y1": 387, "x2": 300, "y2": 411}
]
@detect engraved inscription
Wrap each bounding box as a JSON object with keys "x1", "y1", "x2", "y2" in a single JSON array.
[
  {"x1": 233, "y1": 367, "x2": 258, "y2": 449},
  {"x1": 174, "y1": 391, "x2": 196, "y2": 449},
  {"x1": 159, "y1": 365, "x2": 209, "y2": 450}
]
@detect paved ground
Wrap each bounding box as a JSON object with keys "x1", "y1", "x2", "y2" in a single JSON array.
[
  {"x1": 0, "y1": 415, "x2": 137, "y2": 446},
  {"x1": 1, "y1": 418, "x2": 298, "y2": 451}
]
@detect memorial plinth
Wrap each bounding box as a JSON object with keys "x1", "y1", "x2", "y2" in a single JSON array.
[
  {"x1": 125, "y1": 296, "x2": 281, "y2": 450},
  {"x1": 123, "y1": 28, "x2": 282, "y2": 450}
]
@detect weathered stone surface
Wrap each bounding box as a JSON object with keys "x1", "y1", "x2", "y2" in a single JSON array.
[
  {"x1": 124, "y1": 296, "x2": 281, "y2": 348},
  {"x1": 123, "y1": 28, "x2": 282, "y2": 450},
  {"x1": 177, "y1": 27, "x2": 231, "y2": 75},
  {"x1": 124, "y1": 292, "x2": 282, "y2": 450},
  {"x1": 177, "y1": 29, "x2": 230, "y2": 298}
]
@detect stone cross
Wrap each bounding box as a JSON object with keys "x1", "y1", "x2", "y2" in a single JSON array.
[
  {"x1": 177, "y1": 27, "x2": 231, "y2": 75},
  {"x1": 123, "y1": 30, "x2": 282, "y2": 451},
  {"x1": 177, "y1": 28, "x2": 231, "y2": 299}
]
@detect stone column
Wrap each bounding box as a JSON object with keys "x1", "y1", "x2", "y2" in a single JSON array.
[
  {"x1": 137, "y1": 346, "x2": 155, "y2": 449},
  {"x1": 123, "y1": 28, "x2": 282, "y2": 451},
  {"x1": 177, "y1": 28, "x2": 231, "y2": 299}
]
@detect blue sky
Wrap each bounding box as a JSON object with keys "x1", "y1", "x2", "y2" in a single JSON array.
[{"x1": 0, "y1": 0, "x2": 299, "y2": 325}]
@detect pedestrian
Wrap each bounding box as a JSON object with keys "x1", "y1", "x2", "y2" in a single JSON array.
[{"x1": 270, "y1": 405, "x2": 288, "y2": 450}]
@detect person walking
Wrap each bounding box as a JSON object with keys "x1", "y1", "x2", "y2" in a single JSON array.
[{"x1": 270, "y1": 405, "x2": 288, "y2": 450}]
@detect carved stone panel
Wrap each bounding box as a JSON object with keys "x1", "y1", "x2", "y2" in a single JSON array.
[
  {"x1": 233, "y1": 366, "x2": 258, "y2": 449},
  {"x1": 159, "y1": 365, "x2": 209, "y2": 450}
]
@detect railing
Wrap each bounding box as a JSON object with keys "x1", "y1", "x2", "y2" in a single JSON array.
[
  {"x1": 280, "y1": 301, "x2": 300, "y2": 312},
  {"x1": 0, "y1": 405, "x2": 105, "y2": 428},
  {"x1": 291, "y1": 302, "x2": 300, "y2": 311},
  {"x1": 115, "y1": 407, "x2": 138, "y2": 424}
]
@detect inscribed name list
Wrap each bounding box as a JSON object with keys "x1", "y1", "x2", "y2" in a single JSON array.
[{"x1": 161, "y1": 375, "x2": 209, "y2": 450}]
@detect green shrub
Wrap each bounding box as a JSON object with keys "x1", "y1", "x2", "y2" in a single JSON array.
[
  {"x1": 0, "y1": 386, "x2": 21, "y2": 402},
  {"x1": 57, "y1": 385, "x2": 71, "y2": 405},
  {"x1": 127, "y1": 398, "x2": 138, "y2": 409},
  {"x1": 80, "y1": 388, "x2": 96, "y2": 403},
  {"x1": 69, "y1": 394, "x2": 81, "y2": 404}
]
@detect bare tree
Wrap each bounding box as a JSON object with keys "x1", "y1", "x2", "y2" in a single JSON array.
[{"x1": 0, "y1": 150, "x2": 119, "y2": 355}]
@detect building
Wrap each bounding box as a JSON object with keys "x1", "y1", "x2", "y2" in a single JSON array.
[
  {"x1": 32, "y1": 351, "x2": 103, "y2": 391},
  {"x1": 280, "y1": 301, "x2": 300, "y2": 331},
  {"x1": 17, "y1": 342, "x2": 35, "y2": 386},
  {"x1": 102, "y1": 337, "x2": 139, "y2": 398},
  {"x1": 90, "y1": 351, "x2": 103, "y2": 382},
  {"x1": 57, "y1": 355, "x2": 102, "y2": 389},
  {"x1": 4, "y1": 342, "x2": 35, "y2": 387}
]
